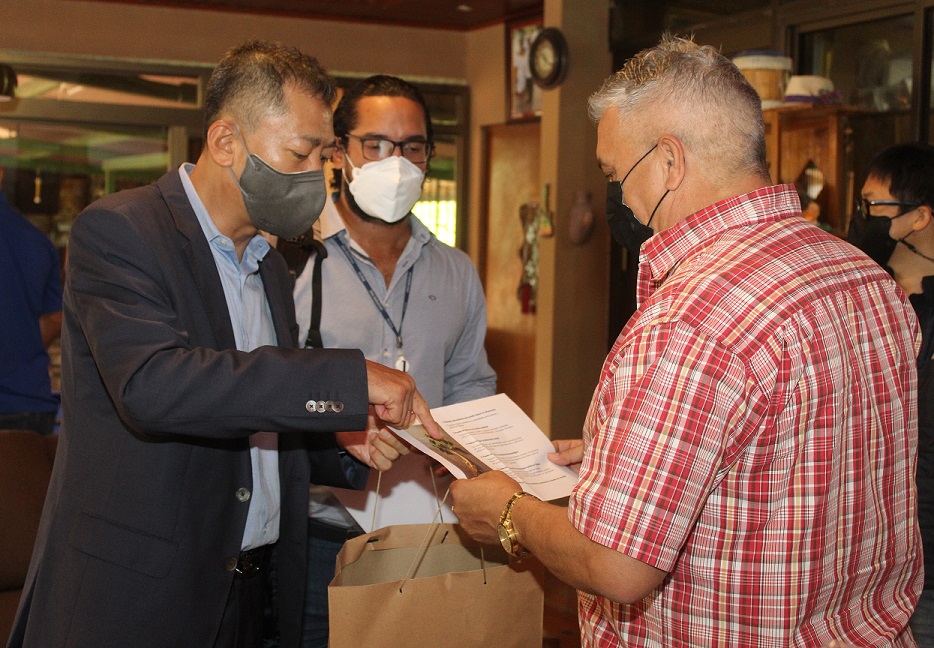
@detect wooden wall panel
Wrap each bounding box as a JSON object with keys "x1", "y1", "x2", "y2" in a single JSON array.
[{"x1": 483, "y1": 121, "x2": 540, "y2": 416}]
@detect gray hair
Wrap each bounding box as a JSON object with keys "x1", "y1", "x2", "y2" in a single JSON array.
[
  {"x1": 588, "y1": 35, "x2": 768, "y2": 184},
  {"x1": 203, "y1": 40, "x2": 336, "y2": 141}
]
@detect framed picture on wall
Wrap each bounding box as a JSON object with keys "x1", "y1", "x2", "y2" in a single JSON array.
[{"x1": 506, "y1": 16, "x2": 543, "y2": 121}]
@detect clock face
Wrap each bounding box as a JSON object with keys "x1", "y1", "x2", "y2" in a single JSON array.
[
  {"x1": 534, "y1": 41, "x2": 555, "y2": 77},
  {"x1": 529, "y1": 28, "x2": 567, "y2": 89}
]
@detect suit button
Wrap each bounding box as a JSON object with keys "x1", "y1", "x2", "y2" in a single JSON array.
[
  {"x1": 332, "y1": 401, "x2": 344, "y2": 413},
  {"x1": 316, "y1": 400, "x2": 327, "y2": 413},
  {"x1": 305, "y1": 400, "x2": 316, "y2": 413},
  {"x1": 236, "y1": 487, "x2": 251, "y2": 502},
  {"x1": 224, "y1": 556, "x2": 238, "y2": 572}
]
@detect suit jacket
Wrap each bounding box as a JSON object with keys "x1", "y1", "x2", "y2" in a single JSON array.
[{"x1": 8, "y1": 170, "x2": 369, "y2": 648}]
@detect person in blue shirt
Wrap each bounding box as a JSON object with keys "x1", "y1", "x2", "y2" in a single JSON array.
[{"x1": 0, "y1": 167, "x2": 62, "y2": 434}]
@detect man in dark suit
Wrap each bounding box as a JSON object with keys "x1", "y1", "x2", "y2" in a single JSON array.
[{"x1": 7, "y1": 41, "x2": 436, "y2": 648}]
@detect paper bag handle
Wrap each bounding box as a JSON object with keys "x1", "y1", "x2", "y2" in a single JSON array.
[
  {"x1": 368, "y1": 458, "x2": 449, "y2": 533},
  {"x1": 397, "y1": 488, "x2": 488, "y2": 593}
]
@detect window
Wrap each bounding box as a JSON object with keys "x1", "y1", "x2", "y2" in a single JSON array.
[
  {"x1": 0, "y1": 120, "x2": 168, "y2": 243},
  {"x1": 413, "y1": 177, "x2": 457, "y2": 247},
  {"x1": 15, "y1": 69, "x2": 199, "y2": 108},
  {"x1": 799, "y1": 14, "x2": 914, "y2": 113},
  {"x1": 0, "y1": 52, "x2": 206, "y2": 245}
]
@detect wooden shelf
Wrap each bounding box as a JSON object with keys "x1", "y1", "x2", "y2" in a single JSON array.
[{"x1": 763, "y1": 104, "x2": 872, "y2": 234}]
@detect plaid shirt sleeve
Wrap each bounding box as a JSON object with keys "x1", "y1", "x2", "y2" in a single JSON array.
[{"x1": 571, "y1": 317, "x2": 759, "y2": 571}]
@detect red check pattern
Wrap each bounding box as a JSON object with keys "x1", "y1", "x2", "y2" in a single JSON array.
[{"x1": 569, "y1": 185, "x2": 923, "y2": 647}]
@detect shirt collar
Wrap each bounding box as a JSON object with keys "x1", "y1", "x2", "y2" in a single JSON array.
[
  {"x1": 638, "y1": 184, "x2": 801, "y2": 298},
  {"x1": 321, "y1": 193, "x2": 433, "y2": 250},
  {"x1": 178, "y1": 163, "x2": 269, "y2": 270}
]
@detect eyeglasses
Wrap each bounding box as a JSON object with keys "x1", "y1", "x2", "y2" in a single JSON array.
[
  {"x1": 857, "y1": 198, "x2": 921, "y2": 219},
  {"x1": 344, "y1": 134, "x2": 432, "y2": 164}
]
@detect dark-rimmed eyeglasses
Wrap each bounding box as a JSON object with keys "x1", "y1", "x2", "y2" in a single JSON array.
[
  {"x1": 344, "y1": 134, "x2": 432, "y2": 164},
  {"x1": 856, "y1": 198, "x2": 921, "y2": 220}
]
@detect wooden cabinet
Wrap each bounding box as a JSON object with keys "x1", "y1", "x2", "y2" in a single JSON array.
[
  {"x1": 764, "y1": 105, "x2": 912, "y2": 235},
  {"x1": 763, "y1": 105, "x2": 866, "y2": 235}
]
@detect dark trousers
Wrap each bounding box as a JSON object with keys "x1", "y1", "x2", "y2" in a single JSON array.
[
  {"x1": 214, "y1": 546, "x2": 274, "y2": 648},
  {"x1": 912, "y1": 587, "x2": 934, "y2": 647},
  {"x1": 302, "y1": 520, "x2": 361, "y2": 648}
]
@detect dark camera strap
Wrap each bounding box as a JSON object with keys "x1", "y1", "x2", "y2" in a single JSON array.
[
  {"x1": 303, "y1": 239, "x2": 327, "y2": 349},
  {"x1": 276, "y1": 232, "x2": 327, "y2": 349}
]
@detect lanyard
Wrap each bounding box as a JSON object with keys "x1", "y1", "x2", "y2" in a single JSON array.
[{"x1": 334, "y1": 236, "x2": 414, "y2": 349}]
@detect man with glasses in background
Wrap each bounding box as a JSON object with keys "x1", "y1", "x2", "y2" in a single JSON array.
[
  {"x1": 847, "y1": 142, "x2": 934, "y2": 646},
  {"x1": 292, "y1": 75, "x2": 496, "y2": 648}
]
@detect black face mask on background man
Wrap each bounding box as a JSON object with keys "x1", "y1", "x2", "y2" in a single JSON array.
[{"x1": 846, "y1": 210, "x2": 901, "y2": 269}]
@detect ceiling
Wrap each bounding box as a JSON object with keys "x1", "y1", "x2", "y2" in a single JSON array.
[
  {"x1": 90, "y1": 0, "x2": 545, "y2": 30},
  {"x1": 80, "y1": 0, "x2": 767, "y2": 31}
]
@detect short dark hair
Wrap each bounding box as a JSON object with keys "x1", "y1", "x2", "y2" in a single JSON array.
[
  {"x1": 203, "y1": 40, "x2": 336, "y2": 140},
  {"x1": 865, "y1": 142, "x2": 934, "y2": 209},
  {"x1": 333, "y1": 75, "x2": 434, "y2": 145}
]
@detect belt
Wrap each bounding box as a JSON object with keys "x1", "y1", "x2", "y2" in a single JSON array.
[
  {"x1": 307, "y1": 518, "x2": 363, "y2": 544},
  {"x1": 233, "y1": 544, "x2": 272, "y2": 579}
]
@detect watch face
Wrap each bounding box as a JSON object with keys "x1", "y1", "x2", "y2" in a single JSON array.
[{"x1": 498, "y1": 523, "x2": 511, "y2": 551}]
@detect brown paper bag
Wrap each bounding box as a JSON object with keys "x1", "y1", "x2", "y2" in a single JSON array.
[{"x1": 328, "y1": 523, "x2": 545, "y2": 647}]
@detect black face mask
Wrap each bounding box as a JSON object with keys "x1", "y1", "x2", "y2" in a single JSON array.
[
  {"x1": 605, "y1": 144, "x2": 669, "y2": 255},
  {"x1": 847, "y1": 211, "x2": 900, "y2": 268},
  {"x1": 606, "y1": 181, "x2": 654, "y2": 254}
]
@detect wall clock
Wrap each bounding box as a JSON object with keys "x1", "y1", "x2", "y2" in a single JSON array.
[{"x1": 529, "y1": 27, "x2": 569, "y2": 89}]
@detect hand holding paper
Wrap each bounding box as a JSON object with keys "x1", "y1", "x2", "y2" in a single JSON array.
[
  {"x1": 547, "y1": 438, "x2": 585, "y2": 475},
  {"x1": 449, "y1": 471, "x2": 522, "y2": 544},
  {"x1": 331, "y1": 394, "x2": 575, "y2": 534},
  {"x1": 391, "y1": 394, "x2": 577, "y2": 502}
]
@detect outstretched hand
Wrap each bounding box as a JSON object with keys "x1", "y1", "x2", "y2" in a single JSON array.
[{"x1": 365, "y1": 360, "x2": 442, "y2": 439}]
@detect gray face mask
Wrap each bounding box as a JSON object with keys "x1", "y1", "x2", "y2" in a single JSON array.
[{"x1": 228, "y1": 129, "x2": 327, "y2": 239}]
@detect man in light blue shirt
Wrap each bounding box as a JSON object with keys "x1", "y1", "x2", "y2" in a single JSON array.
[{"x1": 293, "y1": 75, "x2": 496, "y2": 647}]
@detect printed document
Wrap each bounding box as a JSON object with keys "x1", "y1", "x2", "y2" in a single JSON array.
[
  {"x1": 393, "y1": 393, "x2": 576, "y2": 502},
  {"x1": 330, "y1": 393, "x2": 576, "y2": 531}
]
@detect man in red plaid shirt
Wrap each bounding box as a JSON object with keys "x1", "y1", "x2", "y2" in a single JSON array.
[{"x1": 452, "y1": 35, "x2": 923, "y2": 647}]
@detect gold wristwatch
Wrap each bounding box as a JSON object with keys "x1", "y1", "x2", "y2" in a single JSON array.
[{"x1": 497, "y1": 491, "x2": 538, "y2": 558}]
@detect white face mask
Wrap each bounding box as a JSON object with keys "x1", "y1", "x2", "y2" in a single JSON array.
[{"x1": 346, "y1": 155, "x2": 425, "y2": 223}]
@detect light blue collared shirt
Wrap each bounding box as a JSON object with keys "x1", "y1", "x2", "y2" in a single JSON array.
[
  {"x1": 296, "y1": 199, "x2": 497, "y2": 408},
  {"x1": 179, "y1": 163, "x2": 280, "y2": 551},
  {"x1": 296, "y1": 198, "x2": 497, "y2": 528}
]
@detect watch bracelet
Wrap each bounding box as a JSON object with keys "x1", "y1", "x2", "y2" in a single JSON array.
[
  {"x1": 499, "y1": 491, "x2": 528, "y2": 524},
  {"x1": 499, "y1": 491, "x2": 539, "y2": 533}
]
